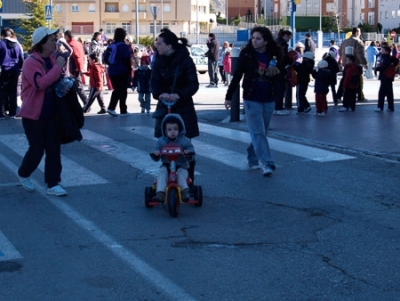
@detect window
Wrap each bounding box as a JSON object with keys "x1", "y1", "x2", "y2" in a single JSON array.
[
  {"x1": 122, "y1": 22, "x2": 130, "y2": 33},
  {"x1": 138, "y1": 5, "x2": 146, "y2": 12},
  {"x1": 122, "y1": 5, "x2": 129, "y2": 13},
  {"x1": 392, "y1": 10, "x2": 395, "y2": 18},
  {"x1": 106, "y1": 23, "x2": 116, "y2": 35},
  {"x1": 71, "y1": 4, "x2": 78, "y2": 12},
  {"x1": 164, "y1": 5, "x2": 171, "y2": 13},
  {"x1": 107, "y1": 5, "x2": 116, "y2": 12},
  {"x1": 88, "y1": 4, "x2": 95, "y2": 12},
  {"x1": 55, "y1": 4, "x2": 62, "y2": 12}
]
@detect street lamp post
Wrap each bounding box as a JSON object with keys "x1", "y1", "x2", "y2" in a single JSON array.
[{"x1": 196, "y1": 0, "x2": 199, "y2": 44}]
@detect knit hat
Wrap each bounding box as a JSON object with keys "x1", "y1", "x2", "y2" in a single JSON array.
[
  {"x1": 126, "y1": 36, "x2": 133, "y2": 43},
  {"x1": 317, "y1": 60, "x2": 328, "y2": 68},
  {"x1": 32, "y1": 27, "x2": 59, "y2": 45},
  {"x1": 303, "y1": 51, "x2": 315, "y2": 60},
  {"x1": 295, "y1": 41, "x2": 305, "y2": 48}
]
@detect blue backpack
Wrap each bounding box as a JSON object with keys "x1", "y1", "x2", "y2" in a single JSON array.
[{"x1": 103, "y1": 42, "x2": 123, "y2": 65}]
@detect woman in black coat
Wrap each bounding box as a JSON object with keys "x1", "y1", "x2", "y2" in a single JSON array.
[{"x1": 150, "y1": 28, "x2": 199, "y2": 139}]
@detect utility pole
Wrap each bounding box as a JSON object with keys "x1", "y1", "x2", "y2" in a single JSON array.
[{"x1": 135, "y1": 0, "x2": 139, "y2": 44}]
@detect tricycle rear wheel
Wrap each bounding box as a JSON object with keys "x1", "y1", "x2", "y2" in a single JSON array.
[
  {"x1": 194, "y1": 185, "x2": 203, "y2": 207},
  {"x1": 144, "y1": 187, "x2": 153, "y2": 208}
]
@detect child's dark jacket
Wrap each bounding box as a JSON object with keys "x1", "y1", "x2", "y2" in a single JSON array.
[
  {"x1": 293, "y1": 58, "x2": 314, "y2": 84},
  {"x1": 135, "y1": 65, "x2": 152, "y2": 93},
  {"x1": 312, "y1": 68, "x2": 331, "y2": 94}
]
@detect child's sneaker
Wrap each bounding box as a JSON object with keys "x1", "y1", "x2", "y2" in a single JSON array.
[{"x1": 152, "y1": 191, "x2": 165, "y2": 202}]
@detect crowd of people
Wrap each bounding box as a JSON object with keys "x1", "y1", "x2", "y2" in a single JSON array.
[{"x1": 3, "y1": 25, "x2": 399, "y2": 196}]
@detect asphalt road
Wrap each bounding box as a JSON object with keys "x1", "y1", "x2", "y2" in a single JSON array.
[{"x1": 0, "y1": 72, "x2": 399, "y2": 300}]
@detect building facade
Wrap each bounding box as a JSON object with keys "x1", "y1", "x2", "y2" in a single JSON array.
[{"x1": 52, "y1": 0, "x2": 211, "y2": 36}]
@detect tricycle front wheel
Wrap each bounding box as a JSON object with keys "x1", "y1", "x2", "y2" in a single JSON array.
[{"x1": 168, "y1": 188, "x2": 179, "y2": 217}]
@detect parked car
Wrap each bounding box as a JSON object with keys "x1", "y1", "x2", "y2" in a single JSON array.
[{"x1": 188, "y1": 45, "x2": 208, "y2": 74}]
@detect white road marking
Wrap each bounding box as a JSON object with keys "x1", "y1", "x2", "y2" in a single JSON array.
[
  {"x1": 0, "y1": 230, "x2": 23, "y2": 261},
  {"x1": 0, "y1": 153, "x2": 197, "y2": 301},
  {"x1": 81, "y1": 129, "x2": 161, "y2": 176},
  {"x1": 0, "y1": 134, "x2": 109, "y2": 187},
  {"x1": 198, "y1": 123, "x2": 355, "y2": 162}
]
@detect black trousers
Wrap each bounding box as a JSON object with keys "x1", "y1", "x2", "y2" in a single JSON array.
[
  {"x1": 18, "y1": 117, "x2": 62, "y2": 188},
  {"x1": 0, "y1": 70, "x2": 20, "y2": 116},
  {"x1": 378, "y1": 79, "x2": 394, "y2": 110},
  {"x1": 108, "y1": 73, "x2": 130, "y2": 114}
]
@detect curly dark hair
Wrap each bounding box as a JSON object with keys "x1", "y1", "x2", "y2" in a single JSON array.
[{"x1": 245, "y1": 26, "x2": 283, "y2": 64}]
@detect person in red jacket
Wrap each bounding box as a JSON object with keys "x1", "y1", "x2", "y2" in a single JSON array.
[
  {"x1": 339, "y1": 54, "x2": 362, "y2": 112},
  {"x1": 82, "y1": 53, "x2": 106, "y2": 114},
  {"x1": 64, "y1": 30, "x2": 88, "y2": 106}
]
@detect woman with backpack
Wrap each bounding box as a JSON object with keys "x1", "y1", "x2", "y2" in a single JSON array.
[{"x1": 105, "y1": 28, "x2": 132, "y2": 116}]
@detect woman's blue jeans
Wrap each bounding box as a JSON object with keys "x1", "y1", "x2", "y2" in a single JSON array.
[{"x1": 244, "y1": 100, "x2": 275, "y2": 169}]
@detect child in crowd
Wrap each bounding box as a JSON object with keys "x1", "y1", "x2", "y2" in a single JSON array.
[
  {"x1": 339, "y1": 55, "x2": 362, "y2": 112},
  {"x1": 82, "y1": 53, "x2": 106, "y2": 114},
  {"x1": 56, "y1": 38, "x2": 72, "y2": 76},
  {"x1": 294, "y1": 51, "x2": 314, "y2": 114},
  {"x1": 222, "y1": 50, "x2": 232, "y2": 86},
  {"x1": 374, "y1": 46, "x2": 399, "y2": 112},
  {"x1": 312, "y1": 60, "x2": 331, "y2": 116},
  {"x1": 134, "y1": 55, "x2": 152, "y2": 114},
  {"x1": 151, "y1": 114, "x2": 195, "y2": 203}
]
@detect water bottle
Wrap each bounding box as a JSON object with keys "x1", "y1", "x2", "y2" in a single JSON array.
[
  {"x1": 269, "y1": 56, "x2": 277, "y2": 67},
  {"x1": 55, "y1": 77, "x2": 75, "y2": 97}
]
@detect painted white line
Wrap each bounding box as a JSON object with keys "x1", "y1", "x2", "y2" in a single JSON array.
[
  {"x1": 0, "y1": 134, "x2": 109, "y2": 187},
  {"x1": 0, "y1": 152, "x2": 197, "y2": 301},
  {"x1": 198, "y1": 123, "x2": 355, "y2": 162},
  {"x1": 126, "y1": 126, "x2": 249, "y2": 170},
  {"x1": 0, "y1": 231, "x2": 23, "y2": 261},
  {"x1": 81, "y1": 129, "x2": 161, "y2": 176}
]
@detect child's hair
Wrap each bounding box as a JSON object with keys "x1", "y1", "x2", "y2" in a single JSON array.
[{"x1": 88, "y1": 53, "x2": 99, "y2": 62}]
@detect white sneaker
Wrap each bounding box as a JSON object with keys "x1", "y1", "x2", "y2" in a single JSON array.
[
  {"x1": 248, "y1": 161, "x2": 260, "y2": 170},
  {"x1": 262, "y1": 165, "x2": 273, "y2": 176},
  {"x1": 17, "y1": 174, "x2": 35, "y2": 191},
  {"x1": 47, "y1": 185, "x2": 67, "y2": 196},
  {"x1": 107, "y1": 109, "x2": 118, "y2": 117},
  {"x1": 339, "y1": 107, "x2": 348, "y2": 112}
]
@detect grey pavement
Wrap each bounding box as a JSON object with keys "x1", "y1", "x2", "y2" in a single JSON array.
[{"x1": 91, "y1": 74, "x2": 400, "y2": 162}]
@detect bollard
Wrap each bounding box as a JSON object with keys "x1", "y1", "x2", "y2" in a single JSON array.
[{"x1": 230, "y1": 47, "x2": 241, "y2": 122}]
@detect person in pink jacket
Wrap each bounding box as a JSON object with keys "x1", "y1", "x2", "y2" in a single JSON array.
[
  {"x1": 222, "y1": 50, "x2": 232, "y2": 86},
  {"x1": 17, "y1": 27, "x2": 69, "y2": 196}
]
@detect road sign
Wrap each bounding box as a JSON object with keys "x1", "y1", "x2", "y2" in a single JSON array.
[
  {"x1": 0, "y1": 0, "x2": 3, "y2": 13},
  {"x1": 294, "y1": 0, "x2": 301, "y2": 4},
  {"x1": 45, "y1": 5, "x2": 52, "y2": 20},
  {"x1": 150, "y1": 5, "x2": 158, "y2": 20},
  {"x1": 390, "y1": 30, "x2": 396, "y2": 38}
]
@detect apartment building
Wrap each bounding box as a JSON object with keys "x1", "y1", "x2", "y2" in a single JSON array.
[{"x1": 52, "y1": 0, "x2": 211, "y2": 36}]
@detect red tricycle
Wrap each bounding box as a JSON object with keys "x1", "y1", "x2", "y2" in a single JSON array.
[{"x1": 145, "y1": 143, "x2": 203, "y2": 217}]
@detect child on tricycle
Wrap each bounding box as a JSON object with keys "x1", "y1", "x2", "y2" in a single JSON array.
[{"x1": 151, "y1": 114, "x2": 194, "y2": 203}]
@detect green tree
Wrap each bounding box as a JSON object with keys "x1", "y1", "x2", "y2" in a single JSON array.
[{"x1": 19, "y1": 0, "x2": 53, "y2": 50}]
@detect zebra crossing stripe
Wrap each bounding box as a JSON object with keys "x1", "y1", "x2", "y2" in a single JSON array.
[
  {"x1": 0, "y1": 231, "x2": 23, "y2": 261},
  {"x1": 197, "y1": 123, "x2": 355, "y2": 162},
  {"x1": 0, "y1": 134, "x2": 109, "y2": 187},
  {"x1": 81, "y1": 129, "x2": 162, "y2": 176},
  {"x1": 123, "y1": 126, "x2": 250, "y2": 170}
]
